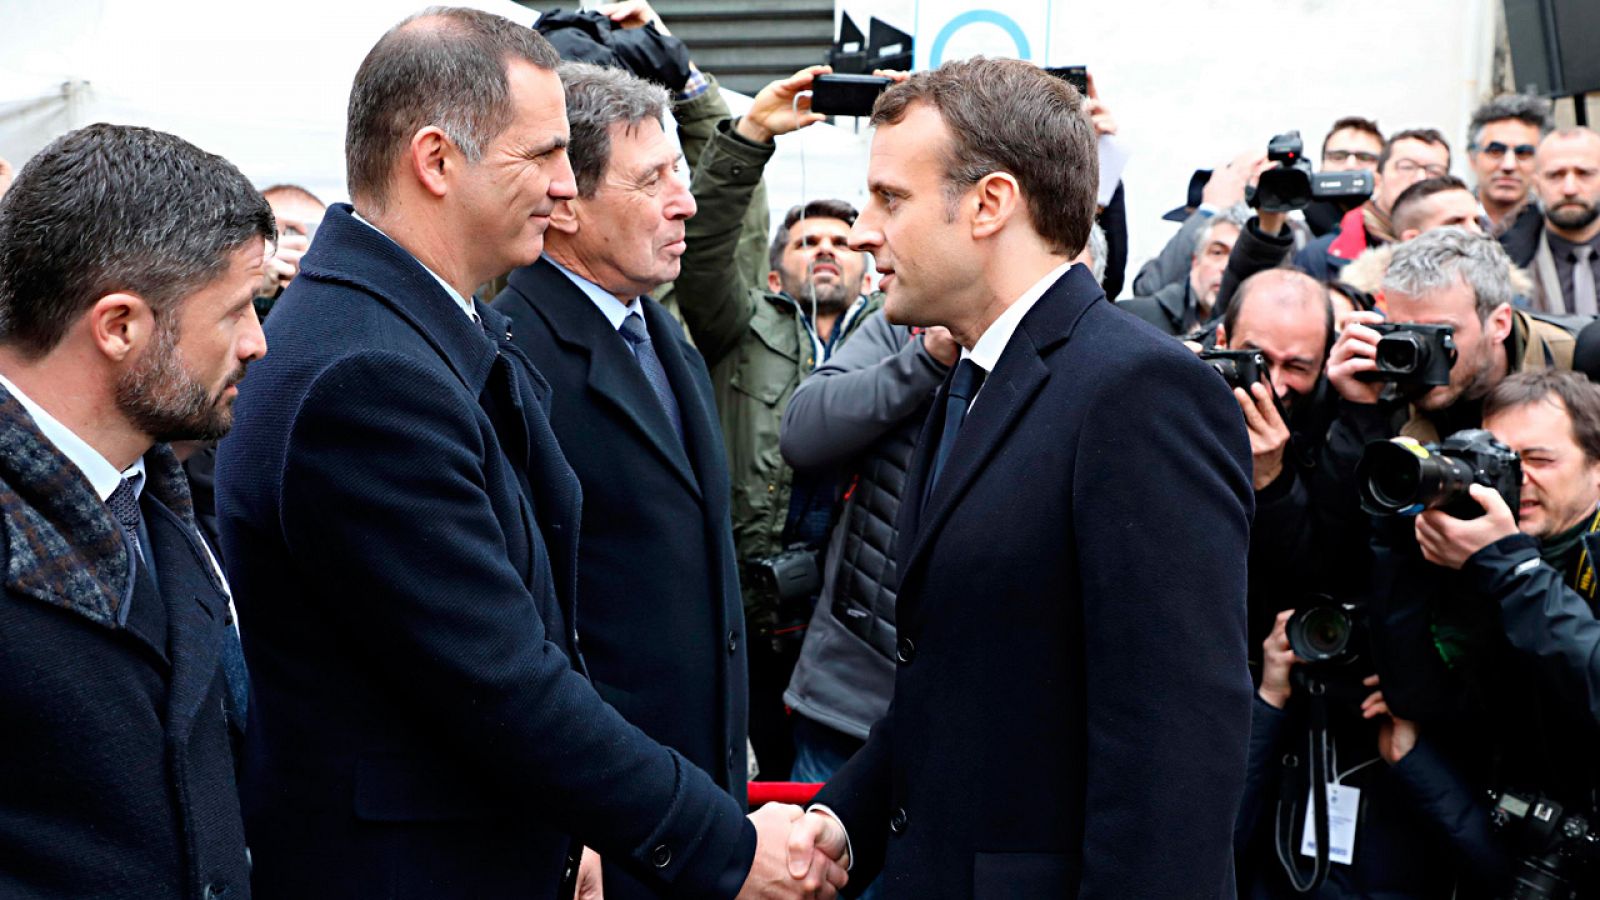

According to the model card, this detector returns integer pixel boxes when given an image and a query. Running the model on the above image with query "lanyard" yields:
[1571,507,1600,605]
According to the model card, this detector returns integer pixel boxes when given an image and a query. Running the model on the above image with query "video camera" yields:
[1354,323,1457,387]
[1251,131,1375,214]
[1199,348,1267,392]
[1356,429,1521,521]
[1489,790,1600,899]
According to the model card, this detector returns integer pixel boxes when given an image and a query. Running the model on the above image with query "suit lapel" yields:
[509,260,700,496]
[642,299,713,501]
[897,265,1102,588]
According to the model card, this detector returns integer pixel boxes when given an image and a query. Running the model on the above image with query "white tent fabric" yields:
[0,0,869,249]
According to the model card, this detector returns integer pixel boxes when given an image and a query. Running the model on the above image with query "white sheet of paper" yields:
[1097,135,1131,207]
[1300,783,1360,866]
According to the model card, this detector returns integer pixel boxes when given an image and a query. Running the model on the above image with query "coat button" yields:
[727,630,739,653]
[889,807,908,834]
[203,884,225,900]
[652,844,673,868]
[895,638,916,665]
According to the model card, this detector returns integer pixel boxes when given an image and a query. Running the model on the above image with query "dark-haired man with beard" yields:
[0,122,269,899]
[1522,128,1600,315]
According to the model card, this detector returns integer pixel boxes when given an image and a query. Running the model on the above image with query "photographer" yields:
[1234,611,1506,897]
[1207,269,1339,652]
[1317,228,1575,598]
[1416,370,1600,731]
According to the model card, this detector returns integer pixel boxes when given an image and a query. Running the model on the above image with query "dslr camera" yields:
[746,546,823,648]
[1354,323,1457,387]
[1286,601,1372,703]
[1356,429,1521,520]
[1199,349,1267,391]
[1252,131,1375,214]
[1489,790,1600,899]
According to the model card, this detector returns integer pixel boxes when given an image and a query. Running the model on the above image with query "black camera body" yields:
[1357,429,1522,520]
[1044,65,1090,97]
[1252,131,1375,213]
[1489,790,1600,899]
[1286,602,1373,705]
[1355,322,1458,387]
[1199,349,1268,392]
[746,546,822,647]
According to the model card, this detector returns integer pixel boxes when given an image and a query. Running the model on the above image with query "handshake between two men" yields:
[574,805,850,899]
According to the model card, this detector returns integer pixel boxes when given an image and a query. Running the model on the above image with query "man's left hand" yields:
[1234,381,1290,491]
[576,847,604,900]
[1414,484,1518,570]
[737,65,831,145]
[597,0,668,33]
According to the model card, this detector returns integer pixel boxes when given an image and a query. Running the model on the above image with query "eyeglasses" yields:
[1391,159,1450,178]
[1323,149,1379,164]
[1471,141,1537,161]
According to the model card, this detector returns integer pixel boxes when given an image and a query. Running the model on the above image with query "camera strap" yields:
[1570,507,1600,606]
[1275,685,1333,893]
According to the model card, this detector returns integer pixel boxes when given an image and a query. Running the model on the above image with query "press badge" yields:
[1300,784,1360,865]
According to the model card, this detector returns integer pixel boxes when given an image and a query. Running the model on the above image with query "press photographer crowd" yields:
[3,0,1600,898]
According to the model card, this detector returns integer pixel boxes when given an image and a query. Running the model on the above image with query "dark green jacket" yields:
[671,94,882,628]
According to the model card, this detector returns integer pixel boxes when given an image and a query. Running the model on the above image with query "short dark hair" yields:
[1390,175,1472,235]
[1224,268,1333,357]
[1378,128,1451,172]
[870,57,1097,256]
[1485,369,1600,463]
[767,200,859,272]
[346,6,560,211]
[1322,116,1384,156]
[0,123,274,358]
[260,183,326,209]
[558,61,670,199]
[1468,93,1554,148]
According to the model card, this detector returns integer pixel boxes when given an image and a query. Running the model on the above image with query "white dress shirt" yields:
[545,255,640,331]
[960,260,1074,408]
[0,372,143,501]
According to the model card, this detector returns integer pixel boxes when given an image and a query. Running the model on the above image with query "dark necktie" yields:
[925,359,986,504]
[105,475,144,569]
[618,312,685,446]
[1572,245,1597,317]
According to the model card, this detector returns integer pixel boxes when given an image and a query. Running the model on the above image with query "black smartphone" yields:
[1045,65,1089,97]
[810,73,893,117]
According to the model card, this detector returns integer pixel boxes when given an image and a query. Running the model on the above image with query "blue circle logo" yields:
[927,10,1031,68]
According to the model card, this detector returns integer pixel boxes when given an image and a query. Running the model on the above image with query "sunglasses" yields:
[1472,141,1537,160]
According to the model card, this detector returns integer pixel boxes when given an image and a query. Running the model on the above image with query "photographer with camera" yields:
[1294,128,1451,283]
[1200,270,1339,652]
[1317,228,1575,598]
[1234,608,1507,897]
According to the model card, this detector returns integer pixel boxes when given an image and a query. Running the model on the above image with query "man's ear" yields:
[1488,302,1515,343]
[969,171,1022,241]
[87,292,156,363]
[1215,323,1229,349]
[767,270,783,293]
[1400,227,1421,242]
[409,127,454,199]
[548,197,581,236]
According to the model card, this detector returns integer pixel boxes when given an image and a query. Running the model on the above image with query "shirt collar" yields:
[961,260,1074,373]
[545,255,639,331]
[0,372,146,502]
[350,210,477,321]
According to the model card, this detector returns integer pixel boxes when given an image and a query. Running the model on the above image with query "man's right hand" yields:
[1325,310,1386,405]
[1259,609,1298,709]
[1202,150,1268,210]
[259,228,311,298]
[736,65,831,145]
[786,810,850,897]
[740,803,846,899]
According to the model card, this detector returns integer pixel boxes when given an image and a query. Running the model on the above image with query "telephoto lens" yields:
[1357,438,1476,516]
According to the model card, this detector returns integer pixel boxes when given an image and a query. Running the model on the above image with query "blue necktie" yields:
[618,312,685,447]
[105,475,145,570]
[925,359,986,507]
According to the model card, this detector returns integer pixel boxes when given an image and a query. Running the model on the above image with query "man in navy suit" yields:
[0,123,270,899]
[491,61,760,900]
[787,58,1255,897]
[216,10,837,899]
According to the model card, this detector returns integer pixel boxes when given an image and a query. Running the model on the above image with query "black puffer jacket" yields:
[779,310,947,739]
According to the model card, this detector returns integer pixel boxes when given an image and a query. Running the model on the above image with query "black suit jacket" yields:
[216,205,754,900]
[0,409,248,900]
[493,258,749,899]
[814,264,1255,898]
